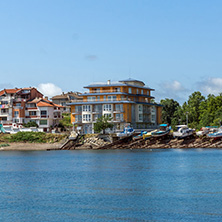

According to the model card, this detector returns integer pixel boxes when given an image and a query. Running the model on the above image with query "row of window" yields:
[91,87,149,95]
[78,113,124,122]
[76,104,124,112]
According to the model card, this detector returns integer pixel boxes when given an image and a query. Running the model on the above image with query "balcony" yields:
[26,115,40,119]
[112,118,125,122]
[26,107,38,110]
[113,110,124,113]
[40,115,49,118]
[85,89,122,94]
[54,115,61,119]
[74,119,82,123]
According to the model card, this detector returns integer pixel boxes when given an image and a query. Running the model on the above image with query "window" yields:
[30,111,36,116]
[141,89,143,94]
[115,104,123,111]
[108,96,117,101]
[121,96,125,101]
[137,89,139,94]
[116,113,123,121]
[128,88,132,93]
[83,114,91,121]
[75,106,82,112]
[93,114,102,121]
[97,96,100,101]
[14,111,19,117]
[103,104,112,111]
[151,115,155,122]
[16,103,21,107]
[94,88,100,93]
[41,110,47,115]
[115,87,120,92]
[93,105,102,112]
[104,113,111,118]
[147,91,149,95]
[87,96,96,101]
[138,105,142,112]
[103,96,106,101]
[83,105,91,112]
[40,120,48,125]
[75,115,82,122]
[139,114,143,121]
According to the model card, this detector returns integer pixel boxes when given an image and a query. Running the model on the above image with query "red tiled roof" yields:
[37,101,54,107]
[0,88,21,96]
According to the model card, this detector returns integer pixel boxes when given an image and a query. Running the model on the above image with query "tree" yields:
[23,121,38,128]
[160,98,180,124]
[59,113,73,131]
[94,116,114,134]
[186,91,205,128]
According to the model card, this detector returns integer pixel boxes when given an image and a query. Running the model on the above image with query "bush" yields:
[8,132,67,143]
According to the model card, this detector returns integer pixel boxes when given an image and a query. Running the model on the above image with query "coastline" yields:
[1,136,222,151]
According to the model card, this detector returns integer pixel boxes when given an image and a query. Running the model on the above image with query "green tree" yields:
[59,113,73,130]
[94,116,114,134]
[160,98,180,124]
[23,121,39,128]
[186,91,205,128]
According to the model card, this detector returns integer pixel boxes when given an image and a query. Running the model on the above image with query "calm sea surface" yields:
[1,149,222,221]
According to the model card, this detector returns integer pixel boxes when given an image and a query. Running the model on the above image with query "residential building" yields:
[69,79,162,134]
[51,91,83,113]
[0,87,43,124]
[0,87,64,132]
[26,98,64,132]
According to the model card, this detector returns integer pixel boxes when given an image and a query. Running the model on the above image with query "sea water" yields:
[1,149,222,221]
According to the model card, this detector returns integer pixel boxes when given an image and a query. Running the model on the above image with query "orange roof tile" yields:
[37,101,54,107]
[0,88,21,96]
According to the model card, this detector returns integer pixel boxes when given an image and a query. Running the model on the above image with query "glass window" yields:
[41,110,47,115]
[128,88,132,93]
[139,114,143,121]
[104,113,111,118]
[141,89,143,94]
[104,96,106,101]
[75,106,82,112]
[103,104,112,111]
[40,120,47,125]
[83,105,91,112]
[87,96,96,101]
[83,114,91,121]
[30,111,36,116]
[139,105,142,112]
[14,111,19,117]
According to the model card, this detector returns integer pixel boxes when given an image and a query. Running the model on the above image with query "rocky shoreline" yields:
[1,135,222,151]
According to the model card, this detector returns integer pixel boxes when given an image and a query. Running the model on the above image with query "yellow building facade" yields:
[69,79,162,134]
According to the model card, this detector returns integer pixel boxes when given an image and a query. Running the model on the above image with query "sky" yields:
[1,0,222,103]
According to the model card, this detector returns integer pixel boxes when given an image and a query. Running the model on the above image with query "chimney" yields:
[107,80,111,85]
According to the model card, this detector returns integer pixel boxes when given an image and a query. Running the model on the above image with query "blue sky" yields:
[1,0,222,103]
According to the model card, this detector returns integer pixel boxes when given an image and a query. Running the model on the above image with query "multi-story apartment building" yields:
[69,79,162,134]
[0,87,43,124]
[0,87,64,132]
[26,98,64,132]
[51,91,82,113]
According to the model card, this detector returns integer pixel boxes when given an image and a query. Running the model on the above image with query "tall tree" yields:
[160,98,180,124]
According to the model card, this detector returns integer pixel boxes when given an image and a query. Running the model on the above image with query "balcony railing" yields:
[54,116,61,119]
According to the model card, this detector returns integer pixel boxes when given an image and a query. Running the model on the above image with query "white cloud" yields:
[198,77,222,95]
[37,83,62,98]
[154,80,190,104]
[162,80,185,91]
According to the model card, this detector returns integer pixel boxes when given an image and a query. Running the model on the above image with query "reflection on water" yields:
[1,149,222,221]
